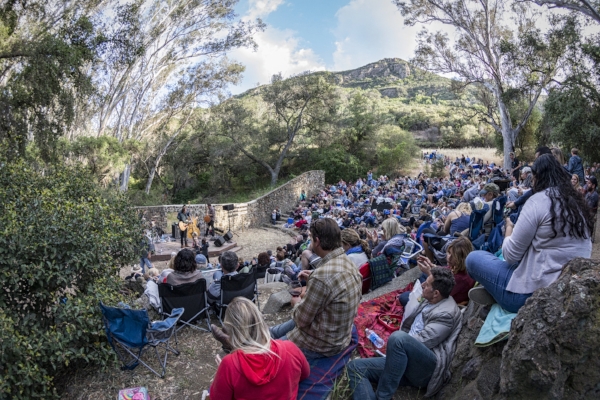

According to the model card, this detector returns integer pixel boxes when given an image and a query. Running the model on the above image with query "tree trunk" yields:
[120,164,131,192]
[145,136,177,194]
[498,97,514,171]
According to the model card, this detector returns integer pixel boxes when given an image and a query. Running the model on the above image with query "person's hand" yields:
[417,256,434,276]
[297,270,313,281]
[291,294,302,307]
[506,201,516,209]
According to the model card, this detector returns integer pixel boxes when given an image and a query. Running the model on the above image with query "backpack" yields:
[369,255,395,290]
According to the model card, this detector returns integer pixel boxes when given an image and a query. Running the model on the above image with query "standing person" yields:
[212,218,362,361]
[567,148,585,185]
[467,154,593,313]
[509,152,521,180]
[585,176,598,214]
[205,203,215,237]
[139,235,154,274]
[177,205,190,248]
[209,298,310,400]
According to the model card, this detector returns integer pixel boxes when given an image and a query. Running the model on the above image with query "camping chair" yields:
[99,302,183,378]
[254,263,269,284]
[491,195,507,227]
[158,279,211,333]
[215,269,258,326]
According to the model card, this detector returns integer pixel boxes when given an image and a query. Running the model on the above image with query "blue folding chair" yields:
[100,302,183,378]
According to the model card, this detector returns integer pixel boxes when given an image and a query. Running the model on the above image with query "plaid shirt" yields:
[288,247,362,356]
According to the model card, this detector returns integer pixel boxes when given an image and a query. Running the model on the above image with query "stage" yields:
[149,236,242,262]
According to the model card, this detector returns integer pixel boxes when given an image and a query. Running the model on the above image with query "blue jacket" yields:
[567,155,584,183]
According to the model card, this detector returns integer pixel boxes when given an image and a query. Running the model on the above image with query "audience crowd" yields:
[125,145,598,400]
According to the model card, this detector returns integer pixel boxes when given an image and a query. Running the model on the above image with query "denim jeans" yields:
[140,257,152,273]
[347,331,436,400]
[466,250,532,313]
[270,319,325,361]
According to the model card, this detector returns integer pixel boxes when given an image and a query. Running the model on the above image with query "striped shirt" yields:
[288,247,362,356]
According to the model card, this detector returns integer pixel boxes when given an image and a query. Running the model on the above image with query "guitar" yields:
[179,221,189,231]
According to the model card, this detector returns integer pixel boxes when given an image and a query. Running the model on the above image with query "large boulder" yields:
[439,258,600,400]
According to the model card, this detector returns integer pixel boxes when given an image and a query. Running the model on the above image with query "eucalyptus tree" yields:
[216,72,338,187]
[90,0,262,190]
[526,0,600,23]
[394,0,580,169]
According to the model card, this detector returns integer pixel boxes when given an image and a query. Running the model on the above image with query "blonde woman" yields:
[442,202,472,235]
[341,228,371,267]
[372,218,407,256]
[209,298,309,400]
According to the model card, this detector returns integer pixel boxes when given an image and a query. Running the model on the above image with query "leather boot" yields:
[211,324,232,352]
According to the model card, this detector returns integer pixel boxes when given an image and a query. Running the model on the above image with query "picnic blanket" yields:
[297,325,358,400]
[354,283,413,358]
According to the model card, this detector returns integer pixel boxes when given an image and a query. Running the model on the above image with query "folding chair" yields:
[99,302,183,378]
[255,263,269,284]
[214,269,258,326]
[158,278,211,333]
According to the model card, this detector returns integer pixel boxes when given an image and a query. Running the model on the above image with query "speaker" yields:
[223,231,233,241]
[223,204,235,211]
[213,236,226,247]
[171,223,180,239]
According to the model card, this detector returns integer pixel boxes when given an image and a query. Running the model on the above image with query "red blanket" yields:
[354,283,413,358]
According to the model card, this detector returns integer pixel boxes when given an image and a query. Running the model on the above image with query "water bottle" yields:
[365,328,384,348]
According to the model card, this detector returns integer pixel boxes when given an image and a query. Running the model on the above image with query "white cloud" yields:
[229,0,325,94]
[332,0,420,71]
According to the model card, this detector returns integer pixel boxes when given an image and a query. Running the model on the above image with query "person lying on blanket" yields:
[347,267,462,399]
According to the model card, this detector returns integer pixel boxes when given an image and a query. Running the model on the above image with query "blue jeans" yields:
[269,319,325,361]
[140,257,152,273]
[347,331,437,400]
[466,250,532,313]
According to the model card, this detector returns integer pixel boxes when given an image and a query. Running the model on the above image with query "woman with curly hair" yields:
[209,297,309,400]
[467,154,593,313]
[164,248,203,286]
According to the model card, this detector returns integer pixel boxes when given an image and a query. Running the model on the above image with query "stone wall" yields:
[135,170,325,234]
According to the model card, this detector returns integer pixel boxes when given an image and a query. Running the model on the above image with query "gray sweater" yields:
[400,296,462,397]
[503,190,592,294]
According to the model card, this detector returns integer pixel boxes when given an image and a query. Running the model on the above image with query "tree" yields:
[525,0,600,23]
[0,0,105,160]
[217,72,338,186]
[394,0,579,169]
[86,0,262,191]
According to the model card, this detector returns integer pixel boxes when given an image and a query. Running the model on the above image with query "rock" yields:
[262,289,292,314]
[440,258,600,400]
[499,258,600,399]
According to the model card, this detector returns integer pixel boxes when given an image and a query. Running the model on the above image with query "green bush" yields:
[0,158,142,398]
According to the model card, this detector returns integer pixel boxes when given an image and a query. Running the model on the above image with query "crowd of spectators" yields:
[125,145,598,400]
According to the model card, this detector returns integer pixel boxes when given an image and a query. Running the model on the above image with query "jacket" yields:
[209,340,310,400]
[567,154,584,183]
[400,296,462,397]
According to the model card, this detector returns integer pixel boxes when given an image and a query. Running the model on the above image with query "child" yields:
[192,232,200,249]
[144,267,160,283]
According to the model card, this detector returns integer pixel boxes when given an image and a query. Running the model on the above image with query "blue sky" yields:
[228,0,422,94]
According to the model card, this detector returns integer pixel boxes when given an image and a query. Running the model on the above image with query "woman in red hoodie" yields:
[209,297,310,400]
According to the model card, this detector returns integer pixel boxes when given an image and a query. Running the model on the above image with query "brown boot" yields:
[211,324,232,352]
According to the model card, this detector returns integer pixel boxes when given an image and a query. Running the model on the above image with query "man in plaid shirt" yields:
[270,218,363,359]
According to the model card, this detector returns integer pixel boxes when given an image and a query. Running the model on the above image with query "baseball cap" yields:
[587,176,598,186]
[195,254,207,265]
[479,183,500,196]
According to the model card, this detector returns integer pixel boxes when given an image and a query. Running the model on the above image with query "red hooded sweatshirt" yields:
[210,340,310,400]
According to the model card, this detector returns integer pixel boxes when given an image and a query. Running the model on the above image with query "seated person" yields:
[164,249,203,286]
[207,251,238,304]
[467,155,593,313]
[195,253,208,270]
[400,236,475,306]
[442,202,471,235]
[371,218,407,256]
[209,298,310,400]
[347,268,462,399]
[341,228,371,267]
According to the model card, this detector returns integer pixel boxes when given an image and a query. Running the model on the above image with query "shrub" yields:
[0,158,142,398]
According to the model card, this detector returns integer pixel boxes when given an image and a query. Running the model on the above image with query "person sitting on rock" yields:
[207,251,238,305]
[466,154,593,313]
[347,267,462,399]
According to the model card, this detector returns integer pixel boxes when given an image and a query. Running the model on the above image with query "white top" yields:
[347,252,369,268]
[503,190,592,294]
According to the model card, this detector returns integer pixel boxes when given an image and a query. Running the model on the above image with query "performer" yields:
[177,205,190,248]
[205,203,215,237]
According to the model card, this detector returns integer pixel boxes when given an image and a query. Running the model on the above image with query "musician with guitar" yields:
[205,203,215,237]
[177,205,191,248]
